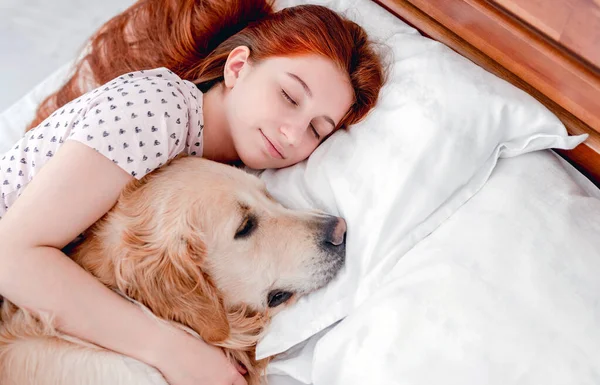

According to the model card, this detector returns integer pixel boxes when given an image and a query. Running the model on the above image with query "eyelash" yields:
[280,89,321,140]
[281,89,298,106]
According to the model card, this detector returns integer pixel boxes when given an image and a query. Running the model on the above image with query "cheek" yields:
[287,141,319,165]
[229,86,272,127]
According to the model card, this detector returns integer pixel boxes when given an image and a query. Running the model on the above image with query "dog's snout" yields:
[304,213,347,291]
[324,216,347,246]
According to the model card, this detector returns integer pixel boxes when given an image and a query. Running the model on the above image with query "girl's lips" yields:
[260,129,284,159]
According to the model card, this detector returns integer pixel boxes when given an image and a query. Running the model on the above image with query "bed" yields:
[1,1,599,385]
[374,0,600,187]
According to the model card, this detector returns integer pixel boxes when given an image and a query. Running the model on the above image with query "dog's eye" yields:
[267,290,293,308]
[235,215,256,239]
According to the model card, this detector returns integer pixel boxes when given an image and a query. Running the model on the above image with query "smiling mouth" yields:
[259,129,284,159]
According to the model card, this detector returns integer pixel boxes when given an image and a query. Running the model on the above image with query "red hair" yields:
[26,0,384,132]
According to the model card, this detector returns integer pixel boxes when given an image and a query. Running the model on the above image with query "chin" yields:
[238,152,270,170]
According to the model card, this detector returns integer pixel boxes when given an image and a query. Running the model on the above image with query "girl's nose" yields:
[279,122,305,146]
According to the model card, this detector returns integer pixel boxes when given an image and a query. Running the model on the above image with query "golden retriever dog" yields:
[0,156,346,385]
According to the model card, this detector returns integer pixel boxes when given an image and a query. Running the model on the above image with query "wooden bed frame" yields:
[373,0,600,186]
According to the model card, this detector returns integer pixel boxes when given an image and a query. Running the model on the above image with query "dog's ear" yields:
[110,180,230,343]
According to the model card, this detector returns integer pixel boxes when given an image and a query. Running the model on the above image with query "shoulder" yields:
[92,67,196,103]
[65,67,201,179]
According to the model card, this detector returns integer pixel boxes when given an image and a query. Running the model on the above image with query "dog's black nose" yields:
[324,216,347,246]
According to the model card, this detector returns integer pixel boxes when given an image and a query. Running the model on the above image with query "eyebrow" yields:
[238,202,251,213]
[286,72,337,129]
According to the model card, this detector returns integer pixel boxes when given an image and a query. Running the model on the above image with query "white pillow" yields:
[305,150,600,385]
[255,0,587,358]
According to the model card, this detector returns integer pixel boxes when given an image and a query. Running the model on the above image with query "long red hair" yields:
[26,0,384,132]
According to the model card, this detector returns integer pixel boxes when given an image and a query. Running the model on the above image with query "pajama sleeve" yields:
[67,68,189,179]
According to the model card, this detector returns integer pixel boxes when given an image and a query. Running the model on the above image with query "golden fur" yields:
[0,156,346,385]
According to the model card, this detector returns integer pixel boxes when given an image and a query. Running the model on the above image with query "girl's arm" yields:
[0,141,246,385]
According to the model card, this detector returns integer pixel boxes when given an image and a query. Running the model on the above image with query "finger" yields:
[233,361,248,375]
[232,373,248,385]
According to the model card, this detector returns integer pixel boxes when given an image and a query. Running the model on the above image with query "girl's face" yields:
[223,48,354,170]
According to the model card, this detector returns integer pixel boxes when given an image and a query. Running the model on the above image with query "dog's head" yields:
[72,156,346,376]
[196,161,346,315]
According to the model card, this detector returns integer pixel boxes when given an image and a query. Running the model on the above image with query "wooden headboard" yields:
[373,0,600,186]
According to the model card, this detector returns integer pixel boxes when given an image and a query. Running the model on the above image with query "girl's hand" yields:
[148,325,247,385]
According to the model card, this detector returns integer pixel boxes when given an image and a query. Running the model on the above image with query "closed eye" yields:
[281,89,298,106]
[281,89,320,139]
[310,123,320,140]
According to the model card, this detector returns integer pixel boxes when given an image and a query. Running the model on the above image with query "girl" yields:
[0,1,384,384]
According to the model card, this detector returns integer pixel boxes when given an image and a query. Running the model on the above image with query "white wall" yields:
[0,0,134,112]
